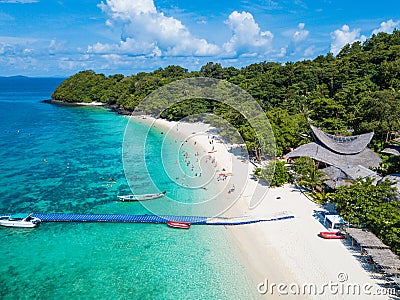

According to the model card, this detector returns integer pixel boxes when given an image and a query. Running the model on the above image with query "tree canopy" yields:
[331,178,400,255]
[52,30,400,155]
[254,160,290,187]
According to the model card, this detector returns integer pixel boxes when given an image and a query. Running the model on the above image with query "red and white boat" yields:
[167,221,191,229]
[319,231,345,239]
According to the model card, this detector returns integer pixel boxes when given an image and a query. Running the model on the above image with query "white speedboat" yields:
[118,190,166,202]
[0,213,41,228]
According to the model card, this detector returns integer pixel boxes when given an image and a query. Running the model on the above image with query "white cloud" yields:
[48,39,64,55]
[0,0,38,3]
[89,38,157,57]
[23,48,33,54]
[372,19,400,35]
[0,36,39,55]
[0,12,14,21]
[330,19,399,57]
[284,23,309,56]
[100,54,131,68]
[98,0,156,21]
[0,43,10,55]
[293,23,309,43]
[277,47,286,57]
[223,11,273,57]
[90,0,219,57]
[303,45,316,57]
[58,57,88,71]
[330,24,366,55]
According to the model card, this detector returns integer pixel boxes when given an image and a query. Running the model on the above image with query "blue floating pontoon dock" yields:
[31,213,294,225]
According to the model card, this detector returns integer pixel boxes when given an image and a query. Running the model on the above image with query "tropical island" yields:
[51,30,399,263]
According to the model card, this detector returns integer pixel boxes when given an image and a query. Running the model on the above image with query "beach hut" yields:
[382,145,400,156]
[345,228,390,249]
[380,174,400,200]
[366,248,400,270]
[285,125,381,188]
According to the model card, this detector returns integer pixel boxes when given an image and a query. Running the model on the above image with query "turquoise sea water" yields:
[0,77,260,299]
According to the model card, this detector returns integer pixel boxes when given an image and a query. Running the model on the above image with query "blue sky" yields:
[0,0,399,77]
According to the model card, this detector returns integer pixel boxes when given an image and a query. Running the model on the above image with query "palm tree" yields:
[295,157,327,193]
[311,189,332,204]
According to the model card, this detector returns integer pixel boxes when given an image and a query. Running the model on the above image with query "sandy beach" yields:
[132,115,393,299]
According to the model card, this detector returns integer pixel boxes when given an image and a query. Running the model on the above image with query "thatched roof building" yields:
[285,125,381,188]
[345,228,400,275]
[286,142,381,170]
[381,174,400,200]
[309,125,374,155]
[365,248,400,270]
[382,145,400,156]
[345,228,389,249]
[320,165,381,189]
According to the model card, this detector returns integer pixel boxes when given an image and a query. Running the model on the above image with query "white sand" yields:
[76,101,105,106]
[131,116,391,300]
[228,185,391,299]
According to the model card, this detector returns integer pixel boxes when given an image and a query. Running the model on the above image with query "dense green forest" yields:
[53,30,400,155]
[52,30,400,254]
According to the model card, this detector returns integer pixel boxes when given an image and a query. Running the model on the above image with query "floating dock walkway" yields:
[31,213,294,225]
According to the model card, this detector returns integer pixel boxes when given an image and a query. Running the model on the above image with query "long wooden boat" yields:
[319,231,345,239]
[167,221,191,229]
[118,190,166,202]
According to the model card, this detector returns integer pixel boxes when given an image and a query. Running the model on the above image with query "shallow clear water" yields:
[0,77,260,299]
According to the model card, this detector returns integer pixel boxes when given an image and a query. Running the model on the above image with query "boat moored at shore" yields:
[319,231,345,239]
